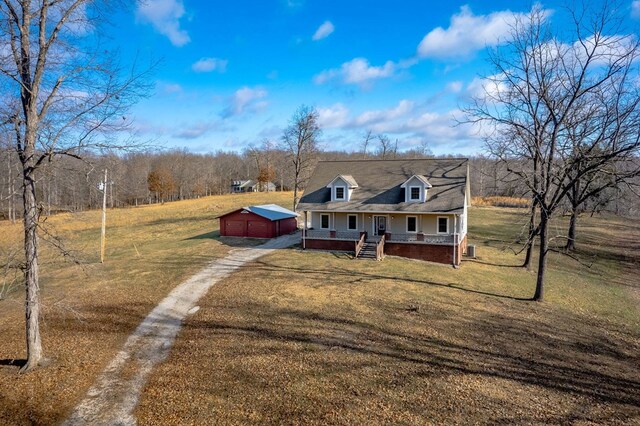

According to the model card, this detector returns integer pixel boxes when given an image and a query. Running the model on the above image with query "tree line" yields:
[1,136,638,221]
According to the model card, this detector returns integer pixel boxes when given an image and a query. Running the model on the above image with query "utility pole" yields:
[100,168,107,263]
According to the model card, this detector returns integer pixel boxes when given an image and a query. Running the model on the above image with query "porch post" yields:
[453,214,458,267]
[303,211,307,250]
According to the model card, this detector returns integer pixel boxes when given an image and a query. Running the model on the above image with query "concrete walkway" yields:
[64,232,300,426]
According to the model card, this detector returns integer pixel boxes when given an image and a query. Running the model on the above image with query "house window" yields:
[347,214,357,230]
[407,216,417,233]
[320,214,330,229]
[410,186,421,201]
[437,217,449,234]
[335,186,346,200]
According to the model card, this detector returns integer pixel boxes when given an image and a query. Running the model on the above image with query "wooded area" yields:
[1,143,637,220]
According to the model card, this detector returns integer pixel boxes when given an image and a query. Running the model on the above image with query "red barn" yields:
[217,204,298,238]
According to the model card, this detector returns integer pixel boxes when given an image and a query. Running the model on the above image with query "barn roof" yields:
[217,204,298,221]
[297,158,469,214]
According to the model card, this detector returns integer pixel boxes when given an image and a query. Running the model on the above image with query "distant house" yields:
[296,158,470,265]
[231,180,277,193]
[217,204,298,238]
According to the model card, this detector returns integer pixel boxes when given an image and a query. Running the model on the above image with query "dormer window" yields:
[409,187,421,201]
[401,175,432,203]
[326,175,358,202]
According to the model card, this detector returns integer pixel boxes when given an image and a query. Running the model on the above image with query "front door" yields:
[374,216,387,236]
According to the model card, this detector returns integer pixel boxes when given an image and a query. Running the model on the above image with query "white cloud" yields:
[417,5,546,59]
[313,6,547,88]
[136,0,190,47]
[312,20,335,41]
[633,1,640,19]
[317,103,350,128]
[315,99,484,153]
[464,74,510,103]
[573,34,638,65]
[157,81,183,94]
[221,86,268,118]
[354,100,414,127]
[174,122,217,139]
[446,81,463,93]
[192,57,228,73]
[314,57,397,86]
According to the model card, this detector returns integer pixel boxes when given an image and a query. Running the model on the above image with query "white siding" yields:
[308,212,459,234]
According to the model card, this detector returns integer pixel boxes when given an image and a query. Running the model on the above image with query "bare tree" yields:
[360,130,373,159]
[418,139,433,157]
[0,0,150,370]
[376,134,393,159]
[281,105,321,210]
[465,3,640,301]
[563,130,640,250]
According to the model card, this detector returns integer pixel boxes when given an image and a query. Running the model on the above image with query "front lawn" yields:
[136,208,640,424]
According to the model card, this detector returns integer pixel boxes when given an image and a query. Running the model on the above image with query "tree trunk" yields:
[522,201,537,270]
[523,238,535,270]
[21,170,43,372]
[565,177,580,251]
[533,210,548,302]
[292,165,300,211]
[565,204,578,251]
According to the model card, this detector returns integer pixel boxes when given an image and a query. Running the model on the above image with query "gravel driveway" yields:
[63,232,300,426]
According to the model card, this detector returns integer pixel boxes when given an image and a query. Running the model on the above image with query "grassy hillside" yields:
[0,193,638,424]
[0,192,295,425]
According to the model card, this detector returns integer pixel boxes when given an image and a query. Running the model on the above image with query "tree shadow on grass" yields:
[0,359,26,368]
[184,231,268,248]
[186,230,220,240]
[251,258,532,301]
[143,216,213,228]
[463,258,524,268]
[185,300,640,411]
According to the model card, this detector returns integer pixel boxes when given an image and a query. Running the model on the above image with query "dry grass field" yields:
[471,196,531,208]
[135,208,640,425]
[0,192,294,425]
[1,194,639,425]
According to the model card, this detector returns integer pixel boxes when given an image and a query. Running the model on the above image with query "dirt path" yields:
[63,233,300,426]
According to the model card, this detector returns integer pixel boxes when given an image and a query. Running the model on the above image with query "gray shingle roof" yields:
[297,158,469,214]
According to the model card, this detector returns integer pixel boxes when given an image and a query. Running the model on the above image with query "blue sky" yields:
[109,0,640,155]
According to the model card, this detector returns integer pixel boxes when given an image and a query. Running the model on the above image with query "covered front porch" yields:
[304,229,456,245]
[300,211,467,265]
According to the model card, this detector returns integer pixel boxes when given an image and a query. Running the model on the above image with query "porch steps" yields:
[357,241,378,260]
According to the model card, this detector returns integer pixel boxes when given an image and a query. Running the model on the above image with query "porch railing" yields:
[306,230,461,245]
[355,232,366,257]
[306,230,361,240]
[387,233,456,245]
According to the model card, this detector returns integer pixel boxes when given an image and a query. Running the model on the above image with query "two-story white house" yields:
[296,158,470,265]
